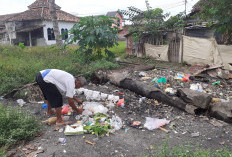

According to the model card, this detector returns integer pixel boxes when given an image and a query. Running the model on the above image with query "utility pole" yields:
[184,0,187,16]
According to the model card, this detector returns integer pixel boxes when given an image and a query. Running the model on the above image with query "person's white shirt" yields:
[40,69,75,98]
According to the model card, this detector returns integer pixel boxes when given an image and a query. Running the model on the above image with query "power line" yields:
[155,1,184,9]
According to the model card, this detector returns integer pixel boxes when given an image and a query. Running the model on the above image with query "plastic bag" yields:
[100,93,108,101]
[62,105,72,114]
[144,117,170,130]
[92,91,101,100]
[116,98,125,106]
[84,90,93,100]
[139,71,147,77]
[110,115,123,130]
[190,83,203,92]
[76,88,85,95]
[17,99,26,107]
[82,102,108,116]
[156,77,167,84]
[164,88,176,96]
[107,95,120,104]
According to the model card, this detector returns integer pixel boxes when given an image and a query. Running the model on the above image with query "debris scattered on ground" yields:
[85,140,96,146]
[42,104,47,109]
[191,132,200,137]
[144,117,170,131]
[83,113,113,136]
[58,138,66,144]
[17,99,26,107]
[82,102,108,116]
[27,149,44,157]
[64,125,84,135]
[41,117,57,125]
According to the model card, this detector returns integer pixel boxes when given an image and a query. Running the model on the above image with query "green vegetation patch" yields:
[0,103,42,147]
[0,42,124,96]
[141,140,232,157]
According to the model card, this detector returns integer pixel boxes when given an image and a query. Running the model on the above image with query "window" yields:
[47,28,55,40]
[61,28,68,40]
[117,19,120,27]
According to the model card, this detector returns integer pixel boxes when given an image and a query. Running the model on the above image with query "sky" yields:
[0,0,199,18]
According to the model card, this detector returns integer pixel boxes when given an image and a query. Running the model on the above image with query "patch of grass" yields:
[0,103,42,147]
[0,42,124,96]
[0,146,7,157]
[109,41,126,57]
[141,140,232,157]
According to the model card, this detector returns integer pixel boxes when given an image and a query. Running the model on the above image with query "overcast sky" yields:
[0,0,199,17]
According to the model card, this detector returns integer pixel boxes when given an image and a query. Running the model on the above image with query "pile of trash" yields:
[136,65,232,102]
[76,88,120,103]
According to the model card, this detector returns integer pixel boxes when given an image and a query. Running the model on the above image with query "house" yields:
[184,0,224,44]
[106,11,124,30]
[0,0,79,46]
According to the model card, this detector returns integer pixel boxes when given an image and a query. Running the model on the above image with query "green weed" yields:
[140,139,232,157]
[0,103,42,147]
[0,42,124,96]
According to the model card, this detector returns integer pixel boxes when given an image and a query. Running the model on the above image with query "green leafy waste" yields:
[83,113,113,136]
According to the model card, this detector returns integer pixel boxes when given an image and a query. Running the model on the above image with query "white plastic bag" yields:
[100,93,108,101]
[110,115,123,130]
[82,102,108,116]
[84,90,93,100]
[17,99,26,107]
[91,91,101,100]
[108,95,120,104]
[76,88,85,95]
[190,83,203,92]
[144,117,170,130]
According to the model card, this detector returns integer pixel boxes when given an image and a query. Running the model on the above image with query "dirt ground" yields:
[2,61,232,157]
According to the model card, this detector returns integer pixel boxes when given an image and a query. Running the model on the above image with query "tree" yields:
[66,16,119,60]
[165,12,186,31]
[49,0,63,46]
[119,0,169,45]
[197,0,232,44]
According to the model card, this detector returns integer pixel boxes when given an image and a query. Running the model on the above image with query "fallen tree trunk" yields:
[177,88,212,109]
[107,71,200,114]
[209,102,232,123]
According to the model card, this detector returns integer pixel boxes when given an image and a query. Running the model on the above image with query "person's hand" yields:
[77,108,83,114]
[77,99,83,104]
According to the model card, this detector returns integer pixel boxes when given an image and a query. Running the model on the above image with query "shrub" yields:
[18,42,25,49]
[66,16,119,60]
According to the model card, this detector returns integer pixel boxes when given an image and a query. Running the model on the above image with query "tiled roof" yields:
[6,8,79,22]
[3,0,79,23]
[28,0,61,10]
[106,11,118,17]
[0,13,19,26]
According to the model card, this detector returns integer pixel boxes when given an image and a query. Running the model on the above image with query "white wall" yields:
[43,20,76,45]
